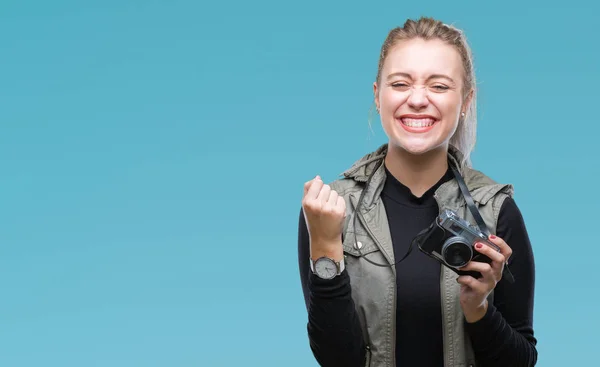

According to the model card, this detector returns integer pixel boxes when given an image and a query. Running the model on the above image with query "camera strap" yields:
[450,165,490,236]
[451,164,516,284]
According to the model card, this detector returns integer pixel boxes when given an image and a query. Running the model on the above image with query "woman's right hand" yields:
[302,175,346,261]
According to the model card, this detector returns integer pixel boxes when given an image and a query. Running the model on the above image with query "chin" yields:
[398,144,435,156]
[389,136,443,156]
[385,120,453,157]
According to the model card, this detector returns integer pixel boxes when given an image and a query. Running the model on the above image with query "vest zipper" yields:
[434,193,450,367]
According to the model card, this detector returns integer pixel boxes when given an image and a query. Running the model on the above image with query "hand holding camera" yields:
[415,209,513,323]
[455,234,512,322]
[416,209,507,276]
[302,176,346,262]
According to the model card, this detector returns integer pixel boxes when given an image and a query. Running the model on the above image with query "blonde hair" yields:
[374,17,477,167]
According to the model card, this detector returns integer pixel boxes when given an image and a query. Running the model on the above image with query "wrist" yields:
[464,300,488,323]
[310,239,343,262]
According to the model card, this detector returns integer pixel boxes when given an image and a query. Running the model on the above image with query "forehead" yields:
[382,38,464,80]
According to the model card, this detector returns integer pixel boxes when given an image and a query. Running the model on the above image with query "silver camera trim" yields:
[441,237,473,268]
[436,209,501,265]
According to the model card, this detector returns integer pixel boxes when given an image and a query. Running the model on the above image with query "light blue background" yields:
[1,0,597,366]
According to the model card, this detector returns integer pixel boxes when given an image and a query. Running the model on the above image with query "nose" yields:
[407,87,429,110]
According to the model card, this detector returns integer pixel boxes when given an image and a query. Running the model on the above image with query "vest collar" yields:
[340,143,512,210]
[340,143,466,182]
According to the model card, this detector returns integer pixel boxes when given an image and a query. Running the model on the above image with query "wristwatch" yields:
[310,256,345,280]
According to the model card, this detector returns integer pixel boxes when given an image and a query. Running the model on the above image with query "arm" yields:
[298,208,366,367]
[465,197,538,366]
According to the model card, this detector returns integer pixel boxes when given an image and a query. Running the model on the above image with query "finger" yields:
[474,242,505,265]
[459,260,493,275]
[336,195,346,215]
[488,235,513,262]
[327,190,339,208]
[456,275,486,293]
[303,177,317,196]
[305,176,324,200]
[459,261,497,283]
[316,184,331,204]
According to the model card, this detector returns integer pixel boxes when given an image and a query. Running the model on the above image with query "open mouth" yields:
[398,117,438,132]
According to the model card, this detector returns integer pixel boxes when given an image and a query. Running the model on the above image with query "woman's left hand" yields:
[457,234,513,323]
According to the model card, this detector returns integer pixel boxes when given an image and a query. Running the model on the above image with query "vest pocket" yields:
[342,232,388,273]
[342,229,381,257]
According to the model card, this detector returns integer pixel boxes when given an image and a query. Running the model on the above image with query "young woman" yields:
[297,17,537,367]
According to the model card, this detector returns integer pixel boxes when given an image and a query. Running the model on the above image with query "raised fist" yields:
[302,176,346,260]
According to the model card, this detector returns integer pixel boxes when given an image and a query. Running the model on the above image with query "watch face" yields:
[315,258,337,279]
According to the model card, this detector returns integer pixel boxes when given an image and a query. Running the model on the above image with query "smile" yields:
[402,118,435,127]
[398,116,438,133]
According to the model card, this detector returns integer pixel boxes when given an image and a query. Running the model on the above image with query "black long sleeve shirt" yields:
[298,166,538,367]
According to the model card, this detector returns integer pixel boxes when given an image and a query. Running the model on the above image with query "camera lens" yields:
[442,237,472,268]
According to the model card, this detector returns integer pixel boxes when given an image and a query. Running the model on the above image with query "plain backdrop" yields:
[1,0,598,366]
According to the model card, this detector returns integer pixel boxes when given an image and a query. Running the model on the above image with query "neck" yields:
[384,143,449,198]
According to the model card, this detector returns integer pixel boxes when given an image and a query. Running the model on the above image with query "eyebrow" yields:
[387,72,455,84]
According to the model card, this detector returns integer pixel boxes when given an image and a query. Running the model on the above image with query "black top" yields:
[297,165,537,367]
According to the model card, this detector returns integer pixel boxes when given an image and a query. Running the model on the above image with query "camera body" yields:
[416,209,500,278]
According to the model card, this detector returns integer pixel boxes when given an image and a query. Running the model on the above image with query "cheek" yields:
[431,97,461,120]
[380,90,408,110]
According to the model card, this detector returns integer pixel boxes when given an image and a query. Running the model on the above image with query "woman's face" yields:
[374,38,472,155]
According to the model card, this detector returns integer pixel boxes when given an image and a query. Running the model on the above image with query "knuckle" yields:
[321,204,334,213]
[304,201,319,212]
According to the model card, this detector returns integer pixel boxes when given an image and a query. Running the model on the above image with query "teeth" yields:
[402,118,435,128]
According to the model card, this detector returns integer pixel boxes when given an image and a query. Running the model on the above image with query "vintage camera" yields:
[416,209,501,278]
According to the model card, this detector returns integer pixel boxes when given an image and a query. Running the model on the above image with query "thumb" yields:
[304,175,321,196]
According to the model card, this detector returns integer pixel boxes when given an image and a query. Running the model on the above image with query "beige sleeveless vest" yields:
[328,144,514,367]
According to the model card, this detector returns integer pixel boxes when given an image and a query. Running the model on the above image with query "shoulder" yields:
[325,145,387,196]
[327,144,388,195]
[497,196,527,231]
[461,166,514,205]
[328,177,362,197]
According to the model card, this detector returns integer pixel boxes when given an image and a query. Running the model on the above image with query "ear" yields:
[373,82,380,112]
[462,88,474,115]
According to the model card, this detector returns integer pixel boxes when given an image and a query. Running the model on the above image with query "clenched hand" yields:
[302,175,346,261]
